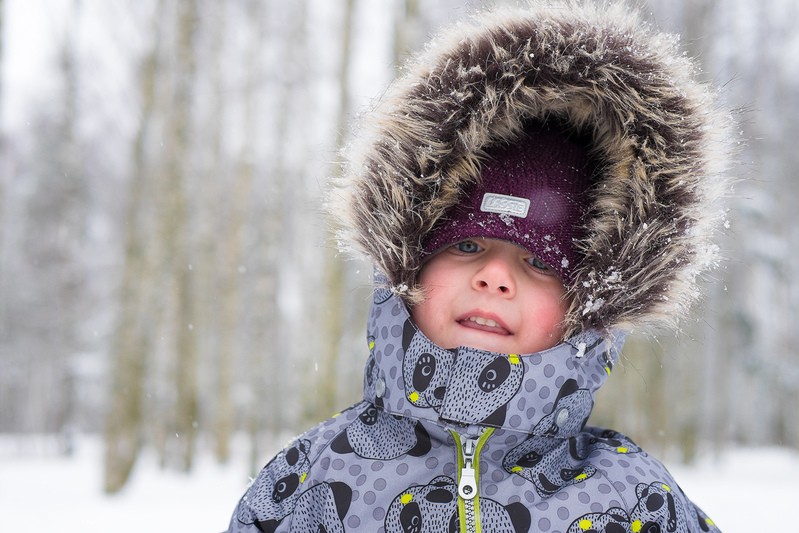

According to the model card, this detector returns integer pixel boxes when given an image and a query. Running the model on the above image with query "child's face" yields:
[412,238,568,354]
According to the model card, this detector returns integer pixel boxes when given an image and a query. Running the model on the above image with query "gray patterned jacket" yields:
[225,292,720,533]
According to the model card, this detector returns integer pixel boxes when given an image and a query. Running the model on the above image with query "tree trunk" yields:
[392,0,420,70]
[205,0,235,466]
[103,13,162,493]
[222,0,265,467]
[167,0,200,472]
[307,0,356,425]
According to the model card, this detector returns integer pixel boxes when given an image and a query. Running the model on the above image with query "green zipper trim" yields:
[452,428,495,533]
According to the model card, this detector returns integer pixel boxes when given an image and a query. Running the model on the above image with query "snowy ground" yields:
[0,434,795,532]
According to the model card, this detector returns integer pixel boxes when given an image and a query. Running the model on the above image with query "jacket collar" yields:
[363,289,625,438]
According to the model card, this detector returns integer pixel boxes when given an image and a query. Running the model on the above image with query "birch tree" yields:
[103,3,163,493]
[306,0,357,424]
[233,0,270,469]
[162,0,200,472]
[392,0,420,70]
[203,0,235,465]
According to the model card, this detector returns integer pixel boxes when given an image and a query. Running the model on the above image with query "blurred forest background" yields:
[1,0,797,494]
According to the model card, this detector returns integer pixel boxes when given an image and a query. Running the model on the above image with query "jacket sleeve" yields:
[225,494,268,533]
[223,402,365,533]
[682,493,721,533]
[584,427,720,532]
[626,477,721,532]
[223,437,314,533]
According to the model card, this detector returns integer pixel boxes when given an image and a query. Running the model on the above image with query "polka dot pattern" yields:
[228,295,719,533]
[365,294,624,437]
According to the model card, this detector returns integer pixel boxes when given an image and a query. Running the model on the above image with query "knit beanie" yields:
[421,125,596,283]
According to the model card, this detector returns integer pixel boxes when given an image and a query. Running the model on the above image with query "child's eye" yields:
[453,240,482,254]
[526,256,553,272]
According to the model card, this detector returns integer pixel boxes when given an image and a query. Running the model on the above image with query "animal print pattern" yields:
[384,476,457,533]
[330,403,431,460]
[227,294,721,532]
[287,481,352,533]
[236,439,312,528]
[568,481,712,533]
[437,347,525,426]
[401,319,456,412]
[383,476,532,533]
[567,508,630,533]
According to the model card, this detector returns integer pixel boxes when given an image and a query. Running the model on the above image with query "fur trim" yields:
[334,1,732,337]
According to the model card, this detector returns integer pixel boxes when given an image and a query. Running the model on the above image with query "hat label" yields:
[480,193,530,218]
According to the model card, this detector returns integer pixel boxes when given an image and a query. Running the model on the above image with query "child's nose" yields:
[472,256,516,297]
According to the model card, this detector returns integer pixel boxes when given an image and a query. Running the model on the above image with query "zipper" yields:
[452,428,494,533]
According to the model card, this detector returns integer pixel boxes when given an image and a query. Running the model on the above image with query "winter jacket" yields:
[227,1,731,531]
[226,291,720,532]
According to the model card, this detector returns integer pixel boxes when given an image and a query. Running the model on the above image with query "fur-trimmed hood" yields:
[336,1,731,338]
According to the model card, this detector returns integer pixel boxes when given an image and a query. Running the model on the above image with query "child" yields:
[226,2,729,532]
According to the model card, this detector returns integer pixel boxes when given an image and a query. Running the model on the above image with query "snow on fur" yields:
[334,1,732,338]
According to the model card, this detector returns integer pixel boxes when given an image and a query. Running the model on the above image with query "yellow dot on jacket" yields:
[300,472,307,483]
[409,392,419,402]
[400,493,413,505]
[578,518,593,530]
[369,340,375,351]
[575,472,588,482]
[616,446,629,453]
[509,354,520,365]
[511,466,523,473]
[661,483,672,492]
[631,520,643,533]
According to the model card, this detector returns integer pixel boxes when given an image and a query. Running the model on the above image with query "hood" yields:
[363,289,625,437]
[335,1,731,337]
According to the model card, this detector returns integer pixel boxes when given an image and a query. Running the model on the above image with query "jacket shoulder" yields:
[225,402,367,533]
[583,427,721,533]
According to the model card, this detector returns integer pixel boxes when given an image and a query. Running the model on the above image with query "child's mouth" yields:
[457,315,512,336]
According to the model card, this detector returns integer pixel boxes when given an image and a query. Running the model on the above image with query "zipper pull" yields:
[458,435,478,500]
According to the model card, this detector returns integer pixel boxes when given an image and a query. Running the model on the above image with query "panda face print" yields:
[385,479,531,533]
[587,429,642,456]
[384,476,458,533]
[631,482,688,533]
[237,439,312,527]
[479,498,532,533]
[330,404,431,460]
[567,508,631,533]
[478,357,512,392]
[503,435,598,497]
[533,378,593,437]
[502,379,601,495]
[439,349,524,426]
[413,353,437,392]
[272,473,300,503]
[402,320,455,411]
[288,481,352,533]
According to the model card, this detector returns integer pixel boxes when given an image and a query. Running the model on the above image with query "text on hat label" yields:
[480,193,530,218]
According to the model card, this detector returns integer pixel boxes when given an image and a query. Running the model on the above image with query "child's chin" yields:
[456,333,516,354]
[457,333,558,355]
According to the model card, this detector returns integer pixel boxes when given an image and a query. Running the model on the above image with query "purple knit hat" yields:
[421,126,596,283]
